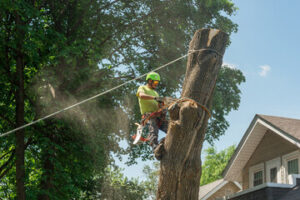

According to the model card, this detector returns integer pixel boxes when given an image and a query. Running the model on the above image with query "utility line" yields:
[0,48,221,138]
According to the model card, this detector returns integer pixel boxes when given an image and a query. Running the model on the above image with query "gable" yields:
[207,182,241,200]
[199,179,241,200]
[223,115,300,183]
[247,130,298,167]
[242,130,298,189]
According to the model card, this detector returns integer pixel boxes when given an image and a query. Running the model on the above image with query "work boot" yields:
[154,138,165,160]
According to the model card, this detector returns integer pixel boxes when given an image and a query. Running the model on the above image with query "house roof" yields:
[258,114,300,140]
[223,114,300,182]
[199,179,225,200]
[199,179,242,200]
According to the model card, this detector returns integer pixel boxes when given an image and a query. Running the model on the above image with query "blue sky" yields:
[216,0,300,151]
[117,0,300,179]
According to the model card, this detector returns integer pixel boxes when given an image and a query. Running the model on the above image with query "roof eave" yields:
[222,114,260,178]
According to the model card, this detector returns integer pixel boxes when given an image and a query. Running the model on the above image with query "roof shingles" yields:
[199,179,224,199]
[258,114,300,141]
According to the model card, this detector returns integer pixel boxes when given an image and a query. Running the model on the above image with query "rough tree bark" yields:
[156,29,228,200]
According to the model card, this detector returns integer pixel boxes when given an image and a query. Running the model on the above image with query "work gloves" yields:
[154,96,165,103]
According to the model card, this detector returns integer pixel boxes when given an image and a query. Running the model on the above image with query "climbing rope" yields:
[0,48,221,138]
[141,97,211,126]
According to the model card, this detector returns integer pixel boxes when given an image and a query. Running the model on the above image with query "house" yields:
[223,114,300,200]
[198,179,242,200]
[199,114,300,200]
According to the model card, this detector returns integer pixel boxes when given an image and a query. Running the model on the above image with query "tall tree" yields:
[156,29,228,199]
[15,11,26,200]
[0,1,48,198]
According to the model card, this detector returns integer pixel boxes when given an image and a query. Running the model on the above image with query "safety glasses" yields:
[153,80,159,85]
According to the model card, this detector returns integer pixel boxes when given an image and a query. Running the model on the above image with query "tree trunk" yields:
[156,29,228,200]
[15,13,26,200]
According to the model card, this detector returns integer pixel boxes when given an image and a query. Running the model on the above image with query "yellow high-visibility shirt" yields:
[136,85,159,115]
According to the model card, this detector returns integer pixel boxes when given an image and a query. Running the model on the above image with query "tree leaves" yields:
[206,66,246,144]
[200,145,236,186]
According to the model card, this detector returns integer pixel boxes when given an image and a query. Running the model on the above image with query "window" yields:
[266,157,281,183]
[283,150,300,183]
[266,157,283,183]
[249,163,264,188]
[270,167,277,183]
[288,159,299,175]
[253,171,263,186]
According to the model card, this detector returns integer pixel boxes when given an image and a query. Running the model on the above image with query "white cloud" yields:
[259,65,271,77]
[222,62,237,69]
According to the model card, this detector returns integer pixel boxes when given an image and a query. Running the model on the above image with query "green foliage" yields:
[200,145,236,186]
[142,162,160,199]
[98,167,149,200]
[206,66,246,144]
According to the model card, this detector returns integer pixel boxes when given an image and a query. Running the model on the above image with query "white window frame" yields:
[282,150,300,184]
[266,157,281,183]
[249,162,264,188]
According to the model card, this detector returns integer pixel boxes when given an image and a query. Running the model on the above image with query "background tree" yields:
[143,162,160,199]
[98,166,149,200]
[206,66,245,144]
[200,145,236,186]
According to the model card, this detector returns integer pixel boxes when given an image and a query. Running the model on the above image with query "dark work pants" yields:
[147,117,168,150]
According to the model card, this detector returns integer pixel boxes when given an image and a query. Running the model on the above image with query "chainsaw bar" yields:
[133,123,143,144]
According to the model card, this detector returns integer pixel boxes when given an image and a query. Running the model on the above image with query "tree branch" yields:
[0,159,14,180]
[0,149,14,160]
[0,150,15,179]
[98,0,120,12]
[0,138,33,180]
[108,32,144,59]
[97,4,164,49]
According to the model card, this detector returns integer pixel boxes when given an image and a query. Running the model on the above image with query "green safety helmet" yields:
[146,72,160,81]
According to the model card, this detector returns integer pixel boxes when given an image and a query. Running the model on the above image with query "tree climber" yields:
[136,72,168,160]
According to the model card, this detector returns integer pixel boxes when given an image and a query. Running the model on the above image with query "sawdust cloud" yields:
[31,69,136,152]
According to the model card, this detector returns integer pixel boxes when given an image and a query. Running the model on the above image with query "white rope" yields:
[0,49,222,138]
